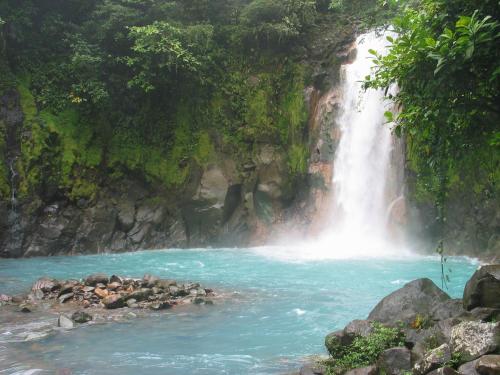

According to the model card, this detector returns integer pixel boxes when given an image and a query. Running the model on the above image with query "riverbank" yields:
[299,264,500,375]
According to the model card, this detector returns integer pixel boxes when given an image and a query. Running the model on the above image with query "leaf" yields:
[386,36,394,43]
[368,49,378,56]
[384,111,394,122]
[465,44,474,59]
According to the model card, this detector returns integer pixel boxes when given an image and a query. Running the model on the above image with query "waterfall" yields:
[324,30,404,256]
[256,30,410,261]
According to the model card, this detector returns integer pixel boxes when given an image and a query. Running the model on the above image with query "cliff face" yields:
[0,16,358,257]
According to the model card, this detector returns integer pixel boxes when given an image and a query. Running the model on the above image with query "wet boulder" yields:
[368,279,450,324]
[463,265,500,311]
[325,320,373,356]
[58,292,74,304]
[128,288,153,302]
[450,321,500,361]
[102,294,125,309]
[58,314,74,329]
[85,274,109,286]
[71,311,92,324]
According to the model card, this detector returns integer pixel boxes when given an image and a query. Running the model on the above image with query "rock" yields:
[102,294,125,309]
[344,365,378,375]
[58,281,78,296]
[0,294,11,303]
[368,278,450,324]
[128,288,153,302]
[462,308,500,323]
[431,299,466,321]
[85,274,109,286]
[426,368,459,375]
[413,343,451,375]
[325,320,374,357]
[116,202,135,232]
[126,299,138,308]
[155,279,177,289]
[107,282,121,291]
[58,314,74,329]
[30,289,44,300]
[299,363,326,375]
[32,278,59,293]
[58,292,74,304]
[109,275,123,284]
[476,355,500,375]
[169,286,189,297]
[71,311,92,323]
[193,297,206,304]
[19,303,33,313]
[82,286,95,293]
[377,347,411,375]
[458,359,480,375]
[345,320,374,337]
[450,321,500,361]
[95,283,107,289]
[325,330,351,357]
[150,301,173,310]
[143,274,159,287]
[94,288,109,299]
[463,265,500,311]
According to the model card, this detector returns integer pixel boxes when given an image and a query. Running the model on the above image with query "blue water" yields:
[0,248,477,374]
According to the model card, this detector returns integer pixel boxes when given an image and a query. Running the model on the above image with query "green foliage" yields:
[324,324,405,374]
[366,0,500,247]
[126,21,214,92]
[239,0,317,48]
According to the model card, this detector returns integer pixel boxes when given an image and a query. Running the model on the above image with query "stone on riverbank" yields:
[476,355,500,375]
[58,314,74,329]
[368,278,450,324]
[463,265,500,311]
[314,267,500,375]
[450,321,500,361]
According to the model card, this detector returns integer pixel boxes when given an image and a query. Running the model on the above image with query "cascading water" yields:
[323,30,405,257]
[265,30,409,261]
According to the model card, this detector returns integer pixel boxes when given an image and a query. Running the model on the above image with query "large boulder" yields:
[463,265,500,311]
[368,279,450,324]
[476,355,500,375]
[450,321,500,361]
[377,347,411,375]
[413,344,451,375]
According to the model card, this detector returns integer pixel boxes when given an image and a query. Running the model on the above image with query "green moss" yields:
[17,81,37,124]
[194,131,216,166]
[288,144,308,175]
[324,324,405,375]
[0,121,9,198]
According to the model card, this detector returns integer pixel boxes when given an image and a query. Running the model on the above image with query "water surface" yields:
[0,248,477,374]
